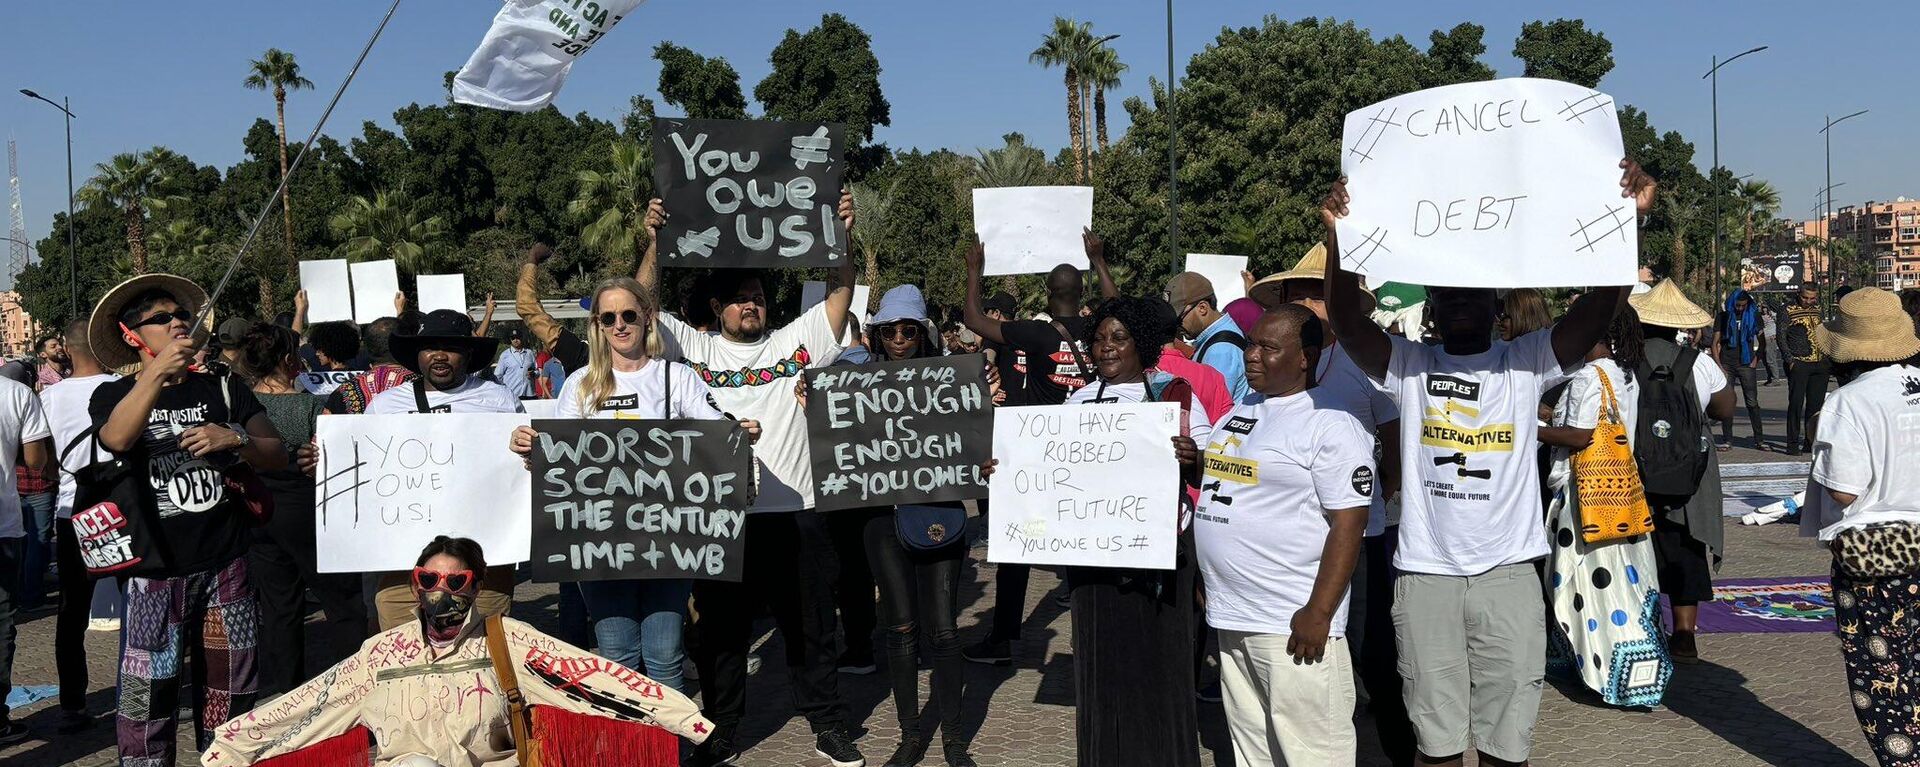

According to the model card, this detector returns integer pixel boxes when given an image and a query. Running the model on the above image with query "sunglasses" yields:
[411,567,475,593]
[597,309,642,327]
[126,309,194,331]
[876,324,921,341]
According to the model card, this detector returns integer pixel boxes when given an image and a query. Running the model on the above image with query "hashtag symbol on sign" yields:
[791,127,832,169]
[820,473,849,496]
[1569,205,1632,254]
[1559,91,1614,124]
[1130,536,1149,549]
[1346,107,1401,165]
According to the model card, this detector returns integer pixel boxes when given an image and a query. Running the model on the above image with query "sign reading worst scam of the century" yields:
[651,117,848,268]
[529,419,753,582]
[805,355,993,512]
[987,402,1181,570]
[1335,77,1635,289]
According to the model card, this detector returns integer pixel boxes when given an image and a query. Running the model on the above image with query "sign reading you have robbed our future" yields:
[805,355,993,513]
[530,419,753,582]
[987,402,1180,570]
[1335,77,1635,289]
[652,117,848,268]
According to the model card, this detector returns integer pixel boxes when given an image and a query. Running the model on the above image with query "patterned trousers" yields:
[117,556,259,767]
[1834,563,1920,766]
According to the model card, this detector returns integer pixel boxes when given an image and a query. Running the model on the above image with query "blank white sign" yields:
[799,281,870,324]
[417,274,468,315]
[1335,78,1635,288]
[1184,254,1249,306]
[297,260,354,323]
[349,260,401,325]
[974,186,1094,276]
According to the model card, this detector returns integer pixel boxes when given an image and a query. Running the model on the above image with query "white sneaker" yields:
[88,618,120,632]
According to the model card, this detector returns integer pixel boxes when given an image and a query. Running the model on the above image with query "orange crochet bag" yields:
[1572,368,1653,544]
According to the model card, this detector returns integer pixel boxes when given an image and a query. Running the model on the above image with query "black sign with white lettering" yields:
[805,355,993,512]
[529,419,752,582]
[651,117,848,269]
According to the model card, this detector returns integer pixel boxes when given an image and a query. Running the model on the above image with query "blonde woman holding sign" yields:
[510,278,757,704]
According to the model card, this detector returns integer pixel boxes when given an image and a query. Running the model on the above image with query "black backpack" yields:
[1195,330,1248,364]
[1635,341,1708,496]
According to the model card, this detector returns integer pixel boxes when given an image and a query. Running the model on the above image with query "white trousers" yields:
[1218,629,1357,767]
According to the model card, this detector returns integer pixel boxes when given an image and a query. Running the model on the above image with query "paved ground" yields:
[3,373,1867,766]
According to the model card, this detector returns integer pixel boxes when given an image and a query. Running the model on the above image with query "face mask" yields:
[417,589,475,645]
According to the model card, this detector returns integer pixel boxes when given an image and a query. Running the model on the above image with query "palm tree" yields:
[329,191,450,274]
[149,219,216,268]
[848,181,898,289]
[77,149,181,275]
[1085,44,1127,154]
[972,134,1051,188]
[1032,18,1094,183]
[1657,189,1701,289]
[569,141,654,276]
[244,49,314,277]
[1736,179,1781,257]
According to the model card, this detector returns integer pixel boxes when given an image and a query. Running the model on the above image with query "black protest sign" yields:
[529,419,752,582]
[805,354,993,512]
[651,117,848,269]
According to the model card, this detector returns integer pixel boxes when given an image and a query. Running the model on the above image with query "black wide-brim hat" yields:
[390,309,499,376]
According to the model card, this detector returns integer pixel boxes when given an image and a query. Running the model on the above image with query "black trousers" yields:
[1347,531,1415,767]
[54,518,93,712]
[246,498,366,699]
[1787,360,1832,449]
[862,510,965,742]
[691,511,848,736]
[1719,360,1764,443]
[830,509,878,660]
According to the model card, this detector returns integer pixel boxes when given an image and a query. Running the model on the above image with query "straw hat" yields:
[88,273,211,370]
[1815,287,1920,363]
[1627,279,1712,329]
[1247,243,1374,308]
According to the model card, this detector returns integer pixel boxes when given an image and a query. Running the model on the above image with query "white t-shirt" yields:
[659,302,846,513]
[1681,347,1728,411]
[1197,389,1375,636]
[0,378,52,537]
[1383,330,1570,576]
[1547,359,1640,490]
[42,373,120,519]
[1812,365,1920,540]
[553,360,725,422]
[366,377,526,415]
[1314,342,1400,536]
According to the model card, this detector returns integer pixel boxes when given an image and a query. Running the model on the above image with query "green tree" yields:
[77,149,185,275]
[1086,44,1127,153]
[1512,19,1614,88]
[754,13,893,175]
[148,218,217,272]
[848,180,897,288]
[1737,179,1782,257]
[569,141,654,277]
[653,42,748,120]
[972,133,1052,188]
[243,47,315,313]
[1425,23,1497,84]
[1032,17,1095,183]
[329,191,450,273]
[1657,189,1702,288]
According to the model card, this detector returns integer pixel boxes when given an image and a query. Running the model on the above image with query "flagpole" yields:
[192,0,405,332]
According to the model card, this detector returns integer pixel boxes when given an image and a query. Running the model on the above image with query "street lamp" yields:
[18,89,77,319]
[1165,0,1179,275]
[1821,109,1869,305]
[1703,45,1766,304]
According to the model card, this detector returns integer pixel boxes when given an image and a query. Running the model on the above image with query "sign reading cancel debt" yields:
[652,117,848,268]
[805,355,992,512]
[987,402,1180,570]
[529,419,752,582]
[1335,77,1635,288]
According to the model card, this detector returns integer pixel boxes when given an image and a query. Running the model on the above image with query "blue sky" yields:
[2,1,1912,286]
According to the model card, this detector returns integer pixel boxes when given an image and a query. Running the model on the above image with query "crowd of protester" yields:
[0,154,1916,767]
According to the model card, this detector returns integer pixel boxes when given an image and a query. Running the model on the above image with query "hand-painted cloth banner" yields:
[452,0,646,112]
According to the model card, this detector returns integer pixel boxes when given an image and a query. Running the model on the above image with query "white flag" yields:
[451,0,646,112]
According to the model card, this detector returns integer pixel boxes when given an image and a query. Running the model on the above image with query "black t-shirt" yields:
[553,328,589,373]
[999,316,1093,406]
[89,373,266,574]
[984,338,1027,406]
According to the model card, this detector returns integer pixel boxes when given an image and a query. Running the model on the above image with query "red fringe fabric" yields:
[252,725,373,767]
[531,707,679,767]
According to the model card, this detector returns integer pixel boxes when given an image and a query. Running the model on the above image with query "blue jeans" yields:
[18,493,53,611]
[576,578,691,694]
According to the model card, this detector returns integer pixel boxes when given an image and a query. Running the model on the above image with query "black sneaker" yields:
[57,708,92,733]
[691,735,742,766]
[838,648,877,675]
[943,742,979,767]
[0,721,28,746]
[1194,678,1223,703]
[815,728,867,767]
[962,638,1011,666]
[884,733,930,767]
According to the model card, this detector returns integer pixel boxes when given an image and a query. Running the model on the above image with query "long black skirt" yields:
[1068,531,1199,767]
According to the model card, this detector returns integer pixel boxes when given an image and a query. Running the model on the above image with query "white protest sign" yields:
[349,260,401,325]
[987,402,1181,570]
[299,370,363,397]
[1184,254,1249,306]
[522,399,560,419]
[451,0,647,112]
[1336,78,1635,288]
[417,274,468,315]
[799,281,870,324]
[973,186,1093,276]
[314,413,532,572]
[297,259,354,323]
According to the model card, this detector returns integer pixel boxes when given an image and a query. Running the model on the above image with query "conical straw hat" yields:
[1249,243,1374,308]
[1627,279,1712,329]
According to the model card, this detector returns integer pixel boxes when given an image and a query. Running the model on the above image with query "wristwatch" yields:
[227,423,253,450]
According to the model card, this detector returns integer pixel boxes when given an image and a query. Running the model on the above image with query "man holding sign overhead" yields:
[1321,135,1655,765]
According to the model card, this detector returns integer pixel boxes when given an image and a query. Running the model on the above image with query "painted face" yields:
[1091,317,1143,382]
[413,553,478,644]
[595,287,652,357]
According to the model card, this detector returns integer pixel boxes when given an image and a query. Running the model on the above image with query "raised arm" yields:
[517,245,564,352]
[961,239,1008,345]
[1552,160,1654,368]
[1086,229,1118,300]
[291,290,308,336]
[1320,178,1392,382]
[821,190,858,340]
[636,199,664,296]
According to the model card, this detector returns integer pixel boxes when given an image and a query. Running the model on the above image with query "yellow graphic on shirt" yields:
[1424,401,1480,423]
[1419,420,1516,452]
[1203,452,1260,484]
